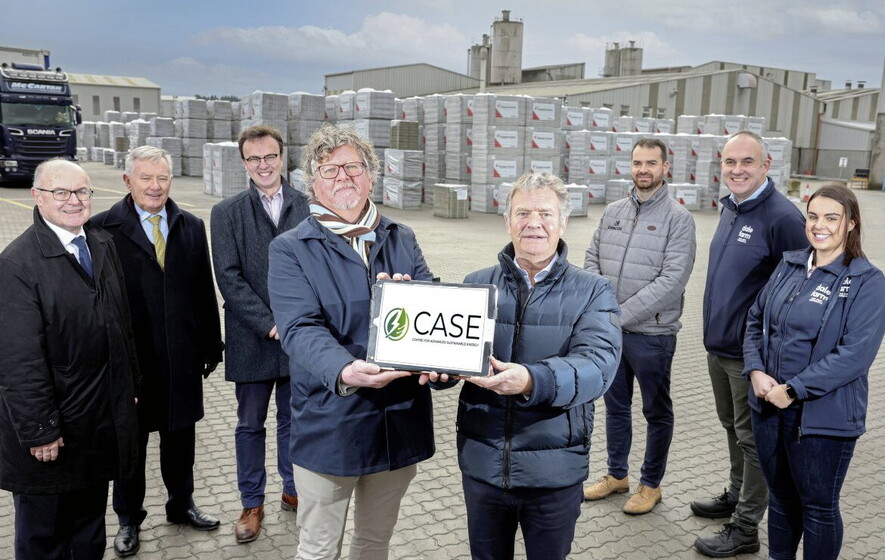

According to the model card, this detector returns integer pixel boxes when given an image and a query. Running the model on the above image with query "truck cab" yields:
[0,62,80,184]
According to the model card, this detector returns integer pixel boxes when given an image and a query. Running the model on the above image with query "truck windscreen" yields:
[0,102,75,126]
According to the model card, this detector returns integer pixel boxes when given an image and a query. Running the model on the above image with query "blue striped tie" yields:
[71,236,93,278]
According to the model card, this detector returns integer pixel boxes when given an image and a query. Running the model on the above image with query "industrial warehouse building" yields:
[68,73,161,122]
[324,10,883,184]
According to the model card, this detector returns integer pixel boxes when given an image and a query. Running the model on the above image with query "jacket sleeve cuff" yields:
[788,377,809,400]
[523,363,554,406]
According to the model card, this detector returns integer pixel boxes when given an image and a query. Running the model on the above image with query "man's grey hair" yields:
[504,172,571,226]
[724,130,769,162]
[301,124,379,195]
[33,158,88,190]
[125,145,173,177]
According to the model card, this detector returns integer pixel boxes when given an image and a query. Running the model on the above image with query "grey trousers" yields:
[707,353,768,529]
[293,463,417,560]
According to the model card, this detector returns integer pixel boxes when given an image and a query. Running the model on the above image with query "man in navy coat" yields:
[211,125,309,543]
[92,146,224,557]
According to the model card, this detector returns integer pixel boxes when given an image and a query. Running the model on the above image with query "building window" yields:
[602,103,614,109]
[656,107,667,119]
[642,106,652,117]
[620,104,631,117]
[133,97,141,112]
[92,95,100,115]
[113,96,121,111]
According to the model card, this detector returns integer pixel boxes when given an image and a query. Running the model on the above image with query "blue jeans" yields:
[462,475,582,560]
[752,405,856,560]
[235,378,296,508]
[603,333,676,488]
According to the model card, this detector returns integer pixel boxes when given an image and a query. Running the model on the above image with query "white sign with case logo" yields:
[367,280,497,376]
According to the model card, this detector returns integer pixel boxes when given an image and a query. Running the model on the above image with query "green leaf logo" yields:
[384,308,409,341]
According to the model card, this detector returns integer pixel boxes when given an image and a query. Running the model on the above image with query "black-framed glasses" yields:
[244,154,280,167]
[35,187,93,201]
[317,162,366,180]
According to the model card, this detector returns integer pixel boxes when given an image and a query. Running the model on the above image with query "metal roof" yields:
[812,87,879,102]
[67,73,160,89]
[326,62,471,80]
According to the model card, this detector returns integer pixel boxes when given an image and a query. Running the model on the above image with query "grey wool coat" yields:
[211,179,309,383]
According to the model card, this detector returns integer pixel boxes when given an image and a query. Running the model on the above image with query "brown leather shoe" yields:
[623,484,662,515]
[583,474,629,501]
[234,506,263,544]
[281,493,298,511]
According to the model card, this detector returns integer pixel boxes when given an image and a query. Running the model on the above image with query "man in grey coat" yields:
[210,125,309,543]
[583,138,696,515]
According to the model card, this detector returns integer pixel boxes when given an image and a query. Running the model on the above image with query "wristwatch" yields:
[784,383,797,400]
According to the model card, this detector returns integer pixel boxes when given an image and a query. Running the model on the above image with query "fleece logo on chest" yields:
[736,225,753,243]
[808,284,831,305]
[838,277,851,298]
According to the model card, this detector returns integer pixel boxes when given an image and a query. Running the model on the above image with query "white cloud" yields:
[787,7,881,33]
[192,12,467,71]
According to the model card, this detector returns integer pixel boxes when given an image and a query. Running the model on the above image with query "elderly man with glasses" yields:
[268,125,435,560]
[0,159,139,559]
[210,125,309,544]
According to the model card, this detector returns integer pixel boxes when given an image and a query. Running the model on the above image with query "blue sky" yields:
[2,0,882,97]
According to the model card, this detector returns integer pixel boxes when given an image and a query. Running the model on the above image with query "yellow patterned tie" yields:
[147,215,166,270]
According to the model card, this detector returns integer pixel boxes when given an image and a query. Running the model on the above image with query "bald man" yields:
[0,159,139,560]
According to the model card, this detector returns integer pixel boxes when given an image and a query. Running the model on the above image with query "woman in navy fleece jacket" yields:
[743,183,885,560]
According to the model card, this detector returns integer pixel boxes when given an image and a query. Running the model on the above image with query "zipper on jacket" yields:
[614,202,641,297]
[504,282,534,489]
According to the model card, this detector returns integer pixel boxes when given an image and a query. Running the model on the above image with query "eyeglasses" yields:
[244,154,280,167]
[317,162,366,180]
[35,187,94,201]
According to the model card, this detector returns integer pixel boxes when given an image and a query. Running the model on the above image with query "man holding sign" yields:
[455,172,622,559]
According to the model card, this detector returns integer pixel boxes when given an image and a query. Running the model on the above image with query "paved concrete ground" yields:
[0,163,884,559]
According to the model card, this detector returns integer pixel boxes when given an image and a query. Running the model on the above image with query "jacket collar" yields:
[783,247,876,276]
[31,206,113,283]
[719,177,774,213]
[629,180,669,208]
[498,239,569,287]
[299,213,396,266]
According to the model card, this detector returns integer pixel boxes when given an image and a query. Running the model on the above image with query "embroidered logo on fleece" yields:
[737,225,753,244]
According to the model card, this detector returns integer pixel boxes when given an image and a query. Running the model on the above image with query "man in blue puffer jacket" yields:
[456,172,622,560]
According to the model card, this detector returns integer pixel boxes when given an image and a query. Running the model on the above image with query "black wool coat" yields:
[0,209,139,494]
[210,179,309,383]
[92,196,223,432]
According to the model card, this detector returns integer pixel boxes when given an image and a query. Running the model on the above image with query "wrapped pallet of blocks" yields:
[202,143,214,195]
[146,137,183,175]
[586,182,606,204]
[668,183,704,211]
[207,100,233,120]
[445,94,474,124]
[433,183,469,219]
[561,107,589,130]
[472,94,525,127]
[402,97,424,122]
[288,92,325,121]
[470,184,499,213]
[96,122,110,148]
[150,117,174,137]
[354,89,396,120]
[496,182,513,216]
[174,99,208,120]
[567,184,589,217]
[383,177,422,209]
[128,119,151,148]
[422,95,447,124]
[589,108,613,131]
[605,178,633,203]
[384,149,423,180]
[212,142,249,198]
[78,122,96,149]
[525,97,561,128]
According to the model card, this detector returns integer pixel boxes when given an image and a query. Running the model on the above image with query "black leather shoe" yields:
[114,525,140,557]
[166,505,221,531]
[694,523,760,557]
[690,488,739,519]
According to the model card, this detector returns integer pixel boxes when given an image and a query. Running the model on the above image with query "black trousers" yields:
[14,481,109,560]
[113,424,195,527]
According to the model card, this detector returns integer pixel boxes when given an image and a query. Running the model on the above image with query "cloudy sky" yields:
[2,0,882,97]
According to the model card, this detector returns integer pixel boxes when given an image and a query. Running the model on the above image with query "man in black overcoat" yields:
[210,125,309,543]
[91,145,224,557]
[0,159,139,559]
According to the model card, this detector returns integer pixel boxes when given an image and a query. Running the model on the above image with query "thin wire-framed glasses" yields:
[35,187,94,201]
[317,162,366,180]
[244,154,280,167]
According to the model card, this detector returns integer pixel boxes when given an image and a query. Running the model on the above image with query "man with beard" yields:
[583,138,696,515]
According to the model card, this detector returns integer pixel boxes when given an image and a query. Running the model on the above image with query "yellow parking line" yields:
[0,197,33,209]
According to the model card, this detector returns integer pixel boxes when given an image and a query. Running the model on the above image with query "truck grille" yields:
[11,135,70,173]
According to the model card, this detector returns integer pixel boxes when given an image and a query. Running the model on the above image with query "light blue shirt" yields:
[730,177,771,206]
[133,202,168,243]
[515,254,558,289]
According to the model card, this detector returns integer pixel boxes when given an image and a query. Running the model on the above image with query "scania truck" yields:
[0,47,80,184]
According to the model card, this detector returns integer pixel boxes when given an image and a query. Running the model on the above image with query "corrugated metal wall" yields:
[326,66,479,97]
